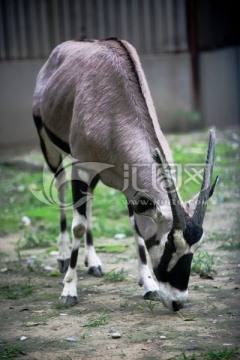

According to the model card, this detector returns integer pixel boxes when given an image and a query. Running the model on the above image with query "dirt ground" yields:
[0,197,240,360]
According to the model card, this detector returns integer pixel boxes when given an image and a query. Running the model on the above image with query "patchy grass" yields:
[0,278,34,299]
[95,244,128,253]
[83,309,111,328]
[103,268,127,282]
[206,347,239,359]
[191,251,215,279]
[0,344,24,359]
[170,347,239,360]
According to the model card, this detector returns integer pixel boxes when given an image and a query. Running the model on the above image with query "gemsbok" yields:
[33,38,218,311]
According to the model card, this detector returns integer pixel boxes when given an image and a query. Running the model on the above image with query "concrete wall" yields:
[200,47,240,129]
[0,60,44,148]
[0,47,239,149]
[142,53,193,132]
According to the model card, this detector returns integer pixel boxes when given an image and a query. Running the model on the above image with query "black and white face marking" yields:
[153,226,204,311]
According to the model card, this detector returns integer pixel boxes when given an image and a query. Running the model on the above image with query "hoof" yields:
[58,295,78,307]
[144,290,162,302]
[57,258,70,273]
[88,266,103,277]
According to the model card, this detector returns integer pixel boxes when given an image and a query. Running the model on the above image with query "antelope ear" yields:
[132,192,155,216]
[208,175,219,198]
[132,192,164,222]
[186,176,219,217]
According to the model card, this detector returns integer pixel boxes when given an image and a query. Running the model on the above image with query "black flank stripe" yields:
[70,248,79,268]
[33,115,43,131]
[138,245,147,265]
[60,218,67,232]
[33,116,59,173]
[89,174,100,191]
[43,124,71,154]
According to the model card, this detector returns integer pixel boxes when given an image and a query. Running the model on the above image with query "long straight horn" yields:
[155,148,186,230]
[192,129,218,226]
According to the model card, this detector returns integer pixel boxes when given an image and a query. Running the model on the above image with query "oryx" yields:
[33,38,218,311]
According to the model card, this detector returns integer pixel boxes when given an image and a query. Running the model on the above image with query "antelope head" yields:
[133,130,218,311]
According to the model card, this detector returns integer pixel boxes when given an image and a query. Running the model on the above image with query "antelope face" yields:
[153,224,204,311]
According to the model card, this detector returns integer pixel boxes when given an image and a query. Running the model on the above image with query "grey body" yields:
[33,39,172,198]
[33,39,218,311]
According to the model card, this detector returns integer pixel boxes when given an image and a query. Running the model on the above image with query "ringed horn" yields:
[155,129,219,230]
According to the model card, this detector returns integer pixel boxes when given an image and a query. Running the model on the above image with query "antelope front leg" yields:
[59,211,86,306]
[128,207,161,301]
[59,164,89,307]
[136,236,162,301]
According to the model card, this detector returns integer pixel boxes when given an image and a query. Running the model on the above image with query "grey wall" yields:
[0,47,239,148]
[142,53,193,132]
[0,60,44,148]
[200,47,240,129]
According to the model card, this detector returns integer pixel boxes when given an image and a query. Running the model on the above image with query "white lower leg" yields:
[61,212,86,300]
[136,237,159,295]
[85,198,102,271]
[61,265,78,298]
[85,244,102,268]
[58,231,71,260]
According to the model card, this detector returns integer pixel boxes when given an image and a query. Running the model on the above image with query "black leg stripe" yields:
[70,248,79,268]
[86,230,93,246]
[71,178,88,216]
[138,245,147,265]
[60,218,67,232]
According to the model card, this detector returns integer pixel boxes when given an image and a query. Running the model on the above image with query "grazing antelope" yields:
[33,38,218,311]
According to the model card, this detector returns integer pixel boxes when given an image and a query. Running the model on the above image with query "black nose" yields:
[172,301,183,312]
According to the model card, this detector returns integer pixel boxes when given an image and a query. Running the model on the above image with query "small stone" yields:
[60,313,68,316]
[187,344,198,351]
[49,251,59,256]
[66,337,80,342]
[114,233,126,240]
[81,288,89,292]
[25,322,39,327]
[20,336,27,341]
[160,336,166,339]
[21,216,31,226]
[111,332,122,339]
[43,265,54,271]
[26,257,36,267]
